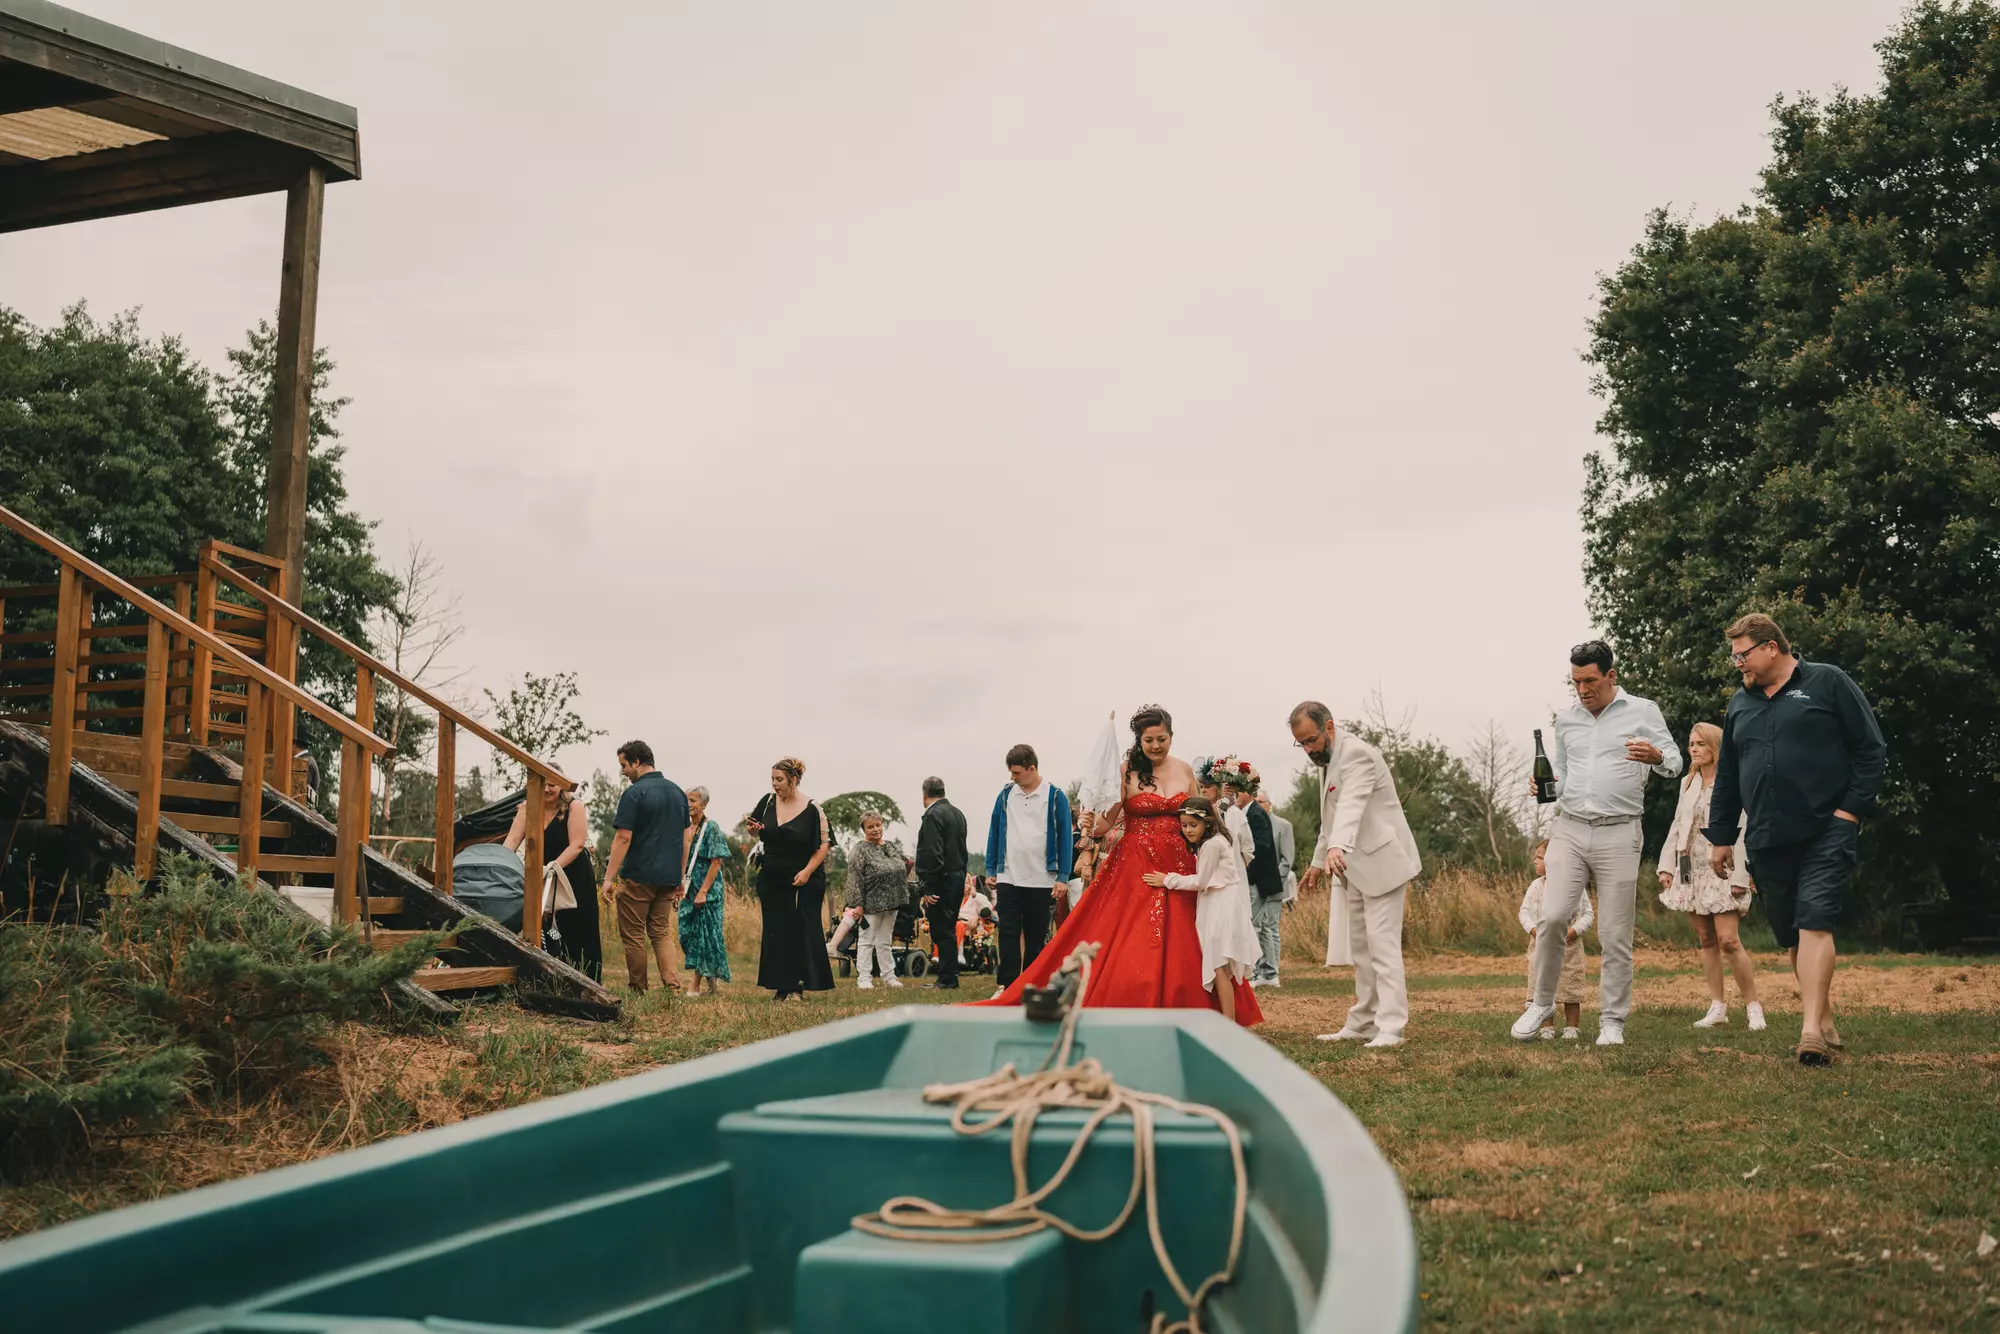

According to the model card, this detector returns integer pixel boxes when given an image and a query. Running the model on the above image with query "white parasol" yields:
[1075,710,1123,815]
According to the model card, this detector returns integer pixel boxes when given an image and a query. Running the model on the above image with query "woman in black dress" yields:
[502,771,602,980]
[745,756,833,999]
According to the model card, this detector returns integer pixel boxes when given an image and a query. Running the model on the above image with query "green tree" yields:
[482,671,606,788]
[1583,1,2000,914]
[822,791,906,845]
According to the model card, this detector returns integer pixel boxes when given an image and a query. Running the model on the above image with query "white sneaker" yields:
[1316,1028,1375,1043]
[1363,1033,1404,1049]
[1538,1028,1555,1041]
[856,978,873,990]
[1512,1002,1557,1041]
[885,977,904,989]
[1561,1027,1580,1040]
[1595,1022,1625,1046]
[1746,1002,1767,1031]
[992,987,1005,999]
[1693,1001,1729,1028]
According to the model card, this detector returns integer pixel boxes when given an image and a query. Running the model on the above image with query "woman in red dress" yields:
[978,705,1263,1025]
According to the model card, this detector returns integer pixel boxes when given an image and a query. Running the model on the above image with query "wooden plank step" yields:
[165,811,293,838]
[366,897,405,916]
[370,929,455,950]
[412,966,515,992]
[257,854,336,875]
[98,772,253,802]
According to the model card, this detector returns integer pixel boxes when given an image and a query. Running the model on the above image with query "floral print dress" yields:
[678,818,732,981]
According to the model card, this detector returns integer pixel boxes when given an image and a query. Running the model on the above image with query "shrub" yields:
[0,856,446,1177]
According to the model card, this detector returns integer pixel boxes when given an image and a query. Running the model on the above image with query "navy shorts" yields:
[1744,819,1858,949]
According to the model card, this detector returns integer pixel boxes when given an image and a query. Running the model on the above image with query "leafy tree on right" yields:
[1584,0,2000,918]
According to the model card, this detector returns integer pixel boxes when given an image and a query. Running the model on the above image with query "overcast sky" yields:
[5,1,1907,837]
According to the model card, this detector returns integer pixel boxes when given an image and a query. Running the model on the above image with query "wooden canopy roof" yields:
[0,0,358,233]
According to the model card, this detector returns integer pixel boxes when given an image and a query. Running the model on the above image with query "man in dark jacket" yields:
[1229,773,1286,987]
[914,776,970,989]
[1705,613,1886,1067]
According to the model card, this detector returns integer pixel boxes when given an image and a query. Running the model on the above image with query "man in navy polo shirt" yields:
[1705,613,1886,1067]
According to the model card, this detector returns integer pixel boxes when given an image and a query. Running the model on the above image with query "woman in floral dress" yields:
[1658,723,1763,1030]
[678,786,733,995]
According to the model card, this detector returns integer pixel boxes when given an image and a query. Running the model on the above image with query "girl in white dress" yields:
[1143,797,1262,1023]
[1658,722,1765,1030]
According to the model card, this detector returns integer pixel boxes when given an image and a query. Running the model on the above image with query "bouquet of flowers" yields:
[1199,753,1260,793]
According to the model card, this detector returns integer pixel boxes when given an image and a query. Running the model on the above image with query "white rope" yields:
[852,942,1250,1334]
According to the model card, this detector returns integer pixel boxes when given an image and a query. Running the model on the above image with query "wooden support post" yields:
[522,778,545,949]
[263,164,326,605]
[45,566,82,825]
[334,737,362,927]
[433,718,455,897]
[73,585,93,728]
[134,618,168,880]
[237,681,265,883]
[170,579,193,737]
[268,608,296,798]
[189,561,216,745]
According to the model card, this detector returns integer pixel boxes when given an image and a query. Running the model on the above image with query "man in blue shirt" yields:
[602,739,690,996]
[1513,640,1681,1047]
[1704,612,1886,1067]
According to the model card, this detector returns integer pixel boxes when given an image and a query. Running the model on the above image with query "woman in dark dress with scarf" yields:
[745,756,833,999]
[503,771,602,980]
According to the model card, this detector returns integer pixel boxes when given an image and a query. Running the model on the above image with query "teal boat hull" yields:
[0,1008,1418,1333]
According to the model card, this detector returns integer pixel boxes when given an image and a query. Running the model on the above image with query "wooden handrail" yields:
[199,553,575,791]
[0,505,392,756]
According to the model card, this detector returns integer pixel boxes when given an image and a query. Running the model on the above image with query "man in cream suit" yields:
[1290,701,1423,1048]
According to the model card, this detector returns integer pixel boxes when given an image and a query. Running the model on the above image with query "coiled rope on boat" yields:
[851,941,1250,1334]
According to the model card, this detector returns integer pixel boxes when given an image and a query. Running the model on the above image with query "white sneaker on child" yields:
[1746,1002,1768,1031]
[1538,1027,1555,1041]
[1561,1027,1580,1040]
[1693,1001,1729,1028]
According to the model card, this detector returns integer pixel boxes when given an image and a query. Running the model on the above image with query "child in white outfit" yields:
[1143,797,1261,1023]
[1519,838,1594,1039]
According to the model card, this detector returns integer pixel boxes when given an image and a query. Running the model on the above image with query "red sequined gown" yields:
[976,791,1264,1025]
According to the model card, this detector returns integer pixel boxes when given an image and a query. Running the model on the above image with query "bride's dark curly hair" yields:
[1126,704,1174,792]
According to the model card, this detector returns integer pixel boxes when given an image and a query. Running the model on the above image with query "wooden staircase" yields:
[0,506,618,1020]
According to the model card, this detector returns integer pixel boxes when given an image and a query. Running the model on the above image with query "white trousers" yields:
[1533,814,1641,1023]
[1343,881,1408,1040]
[857,909,898,981]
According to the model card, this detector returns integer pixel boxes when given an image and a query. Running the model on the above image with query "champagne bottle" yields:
[1532,729,1557,804]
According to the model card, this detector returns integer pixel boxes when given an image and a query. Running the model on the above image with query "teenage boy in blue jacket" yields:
[984,743,1074,995]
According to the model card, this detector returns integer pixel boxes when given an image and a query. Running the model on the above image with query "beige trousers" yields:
[1343,880,1409,1041]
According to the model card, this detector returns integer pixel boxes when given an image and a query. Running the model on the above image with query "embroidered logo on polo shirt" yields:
[1785,690,1812,700]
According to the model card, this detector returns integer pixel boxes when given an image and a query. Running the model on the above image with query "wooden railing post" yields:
[334,737,362,927]
[170,578,193,737]
[433,718,455,896]
[269,601,297,799]
[134,618,168,880]
[522,779,545,949]
[238,681,265,883]
[73,584,93,730]
[44,566,82,825]
[189,561,216,745]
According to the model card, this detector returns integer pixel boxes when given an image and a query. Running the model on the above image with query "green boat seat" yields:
[721,1086,1247,1332]
[793,1227,1065,1334]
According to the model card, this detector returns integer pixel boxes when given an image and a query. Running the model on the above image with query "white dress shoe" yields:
[855,978,873,990]
[1512,1002,1557,1041]
[1363,1033,1404,1049]
[1595,1021,1625,1046]
[1316,1028,1375,1043]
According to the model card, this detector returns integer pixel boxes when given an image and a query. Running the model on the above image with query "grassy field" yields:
[5,893,1997,1331]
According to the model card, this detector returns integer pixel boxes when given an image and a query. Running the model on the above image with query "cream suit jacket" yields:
[1311,729,1422,898]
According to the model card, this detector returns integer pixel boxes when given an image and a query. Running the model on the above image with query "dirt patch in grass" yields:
[1457,1139,1565,1173]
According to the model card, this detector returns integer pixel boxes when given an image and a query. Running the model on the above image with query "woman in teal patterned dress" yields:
[678,786,733,995]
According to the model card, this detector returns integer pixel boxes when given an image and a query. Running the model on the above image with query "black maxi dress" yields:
[545,800,603,981]
[753,795,834,995]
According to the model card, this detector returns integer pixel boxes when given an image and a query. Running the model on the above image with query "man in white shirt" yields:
[1512,639,1682,1046]
[982,743,1073,995]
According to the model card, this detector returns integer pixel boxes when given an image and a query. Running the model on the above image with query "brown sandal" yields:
[1795,1033,1833,1067]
